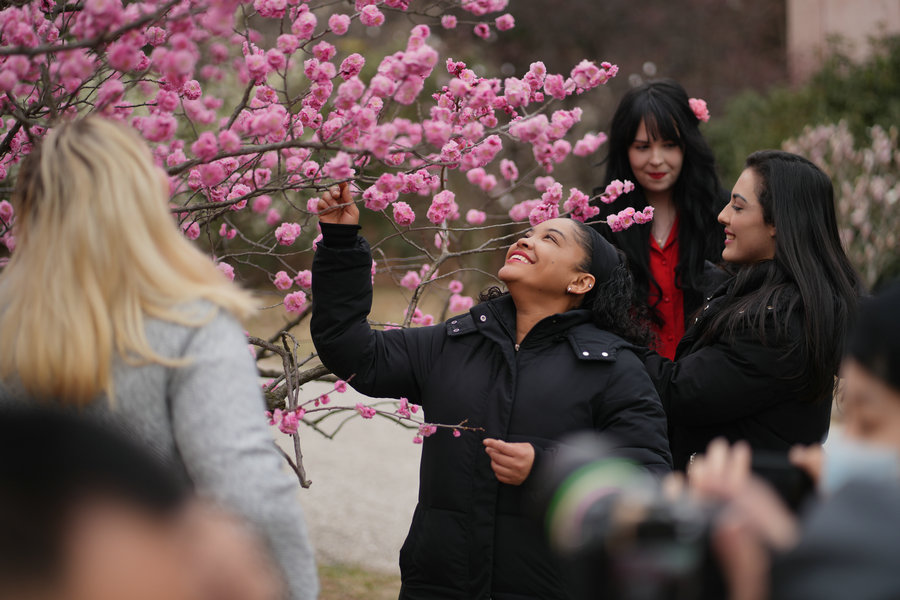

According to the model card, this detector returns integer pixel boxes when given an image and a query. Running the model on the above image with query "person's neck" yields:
[509,288,574,344]
[646,191,677,245]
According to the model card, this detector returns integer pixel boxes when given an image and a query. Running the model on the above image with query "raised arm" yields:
[310,184,444,404]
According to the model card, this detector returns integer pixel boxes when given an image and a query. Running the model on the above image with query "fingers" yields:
[789,443,824,484]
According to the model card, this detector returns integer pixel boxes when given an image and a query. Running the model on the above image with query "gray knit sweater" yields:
[1,303,318,600]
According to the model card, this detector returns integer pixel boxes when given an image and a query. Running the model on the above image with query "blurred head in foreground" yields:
[0,408,284,600]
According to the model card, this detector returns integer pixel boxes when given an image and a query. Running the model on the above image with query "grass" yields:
[318,564,400,600]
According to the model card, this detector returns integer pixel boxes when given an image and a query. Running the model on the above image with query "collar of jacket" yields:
[444,293,632,362]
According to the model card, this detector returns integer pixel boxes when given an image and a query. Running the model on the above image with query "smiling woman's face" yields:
[498,218,591,298]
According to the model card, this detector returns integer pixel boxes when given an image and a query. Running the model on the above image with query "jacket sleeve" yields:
[310,230,444,405]
[593,350,673,475]
[642,326,803,427]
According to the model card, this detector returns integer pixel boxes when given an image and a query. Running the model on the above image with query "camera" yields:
[534,433,723,600]
[534,434,814,600]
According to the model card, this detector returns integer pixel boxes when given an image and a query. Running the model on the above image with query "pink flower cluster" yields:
[275,222,302,245]
[689,98,710,123]
[268,407,306,435]
[284,290,308,314]
[355,403,378,419]
[607,206,655,232]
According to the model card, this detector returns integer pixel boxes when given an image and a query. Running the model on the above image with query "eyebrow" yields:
[732,193,749,203]
[547,228,567,240]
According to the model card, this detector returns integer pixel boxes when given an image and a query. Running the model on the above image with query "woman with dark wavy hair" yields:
[644,150,863,470]
[595,79,728,358]
[310,183,671,600]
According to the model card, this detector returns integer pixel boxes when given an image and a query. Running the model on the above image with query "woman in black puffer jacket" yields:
[310,183,671,600]
[643,151,863,470]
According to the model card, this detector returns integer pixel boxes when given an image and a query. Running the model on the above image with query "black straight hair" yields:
[594,79,727,323]
[697,150,864,401]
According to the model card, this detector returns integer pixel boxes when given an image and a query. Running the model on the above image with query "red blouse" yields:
[648,219,684,360]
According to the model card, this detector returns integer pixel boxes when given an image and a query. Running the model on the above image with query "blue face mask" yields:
[821,431,900,495]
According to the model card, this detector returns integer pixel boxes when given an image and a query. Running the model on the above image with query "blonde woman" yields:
[0,117,318,600]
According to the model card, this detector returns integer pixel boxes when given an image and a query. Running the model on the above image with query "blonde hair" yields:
[0,117,256,405]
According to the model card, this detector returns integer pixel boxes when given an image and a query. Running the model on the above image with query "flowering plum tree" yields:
[784,121,900,289]
[0,0,649,485]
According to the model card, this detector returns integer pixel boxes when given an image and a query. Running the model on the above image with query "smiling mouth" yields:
[648,173,667,180]
[507,252,533,264]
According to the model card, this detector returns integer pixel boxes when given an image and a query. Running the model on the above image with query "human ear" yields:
[567,273,595,296]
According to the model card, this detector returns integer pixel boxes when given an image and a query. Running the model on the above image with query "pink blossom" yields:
[323,152,355,179]
[355,403,377,419]
[543,73,567,100]
[140,114,177,142]
[340,53,365,80]
[466,209,486,225]
[306,197,320,214]
[509,199,540,222]
[273,270,293,290]
[563,188,599,223]
[335,380,348,393]
[266,208,282,226]
[182,80,201,100]
[252,195,272,213]
[413,435,423,444]
[283,290,308,314]
[0,201,13,226]
[182,221,200,240]
[447,280,464,294]
[495,13,515,30]
[295,270,313,288]
[360,5,385,27]
[278,410,301,435]
[441,15,457,28]
[96,79,124,107]
[393,201,416,226]
[427,190,456,224]
[633,205,655,224]
[218,223,237,239]
[275,222,302,245]
[218,130,241,152]
[466,167,486,186]
[328,13,351,35]
[573,132,607,157]
[397,398,412,417]
[291,11,317,39]
[473,23,491,39]
[602,179,635,203]
[534,176,556,192]
[453,429,462,438]
[570,59,618,93]
[277,34,300,55]
[418,423,438,438]
[449,294,474,314]
[400,270,421,290]
[500,159,519,181]
[689,97,710,122]
[216,262,235,280]
[190,132,218,161]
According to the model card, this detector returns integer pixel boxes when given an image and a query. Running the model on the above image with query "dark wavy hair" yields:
[696,150,863,401]
[480,220,652,346]
[594,79,727,323]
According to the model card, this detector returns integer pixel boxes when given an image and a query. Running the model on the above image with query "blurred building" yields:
[788,0,900,82]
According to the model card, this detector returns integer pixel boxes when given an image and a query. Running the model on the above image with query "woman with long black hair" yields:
[644,150,863,470]
[596,80,728,358]
[310,183,671,600]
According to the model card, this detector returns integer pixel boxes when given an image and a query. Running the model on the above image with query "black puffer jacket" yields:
[311,227,672,600]
[643,279,833,470]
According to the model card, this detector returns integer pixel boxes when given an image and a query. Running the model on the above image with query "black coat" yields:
[311,231,672,600]
[643,280,833,470]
